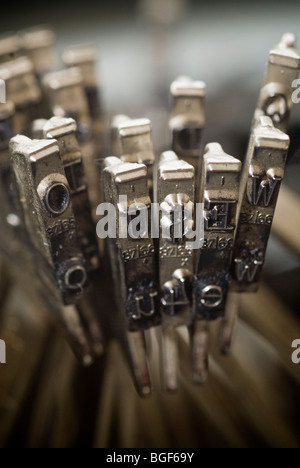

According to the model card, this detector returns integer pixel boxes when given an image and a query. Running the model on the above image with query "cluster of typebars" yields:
[0,27,299,396]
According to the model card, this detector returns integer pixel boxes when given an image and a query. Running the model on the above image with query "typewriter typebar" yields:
[193,143,241,320]
[102,157,160,331]
[231,116,290,293]
[20,26,55,78]
[158,151,194,326]
[191,143,241,383]
[118,118,155,191]
[10,135,88,304]
[257,33,300,132]
[157,150,195,391]
[62,44,102,122]
[42,67,90,131]
[43,116,100,272]
[169,76,206,180]
[0,56,41,134]
[221,33,300,354]
[31,118,48,139]
[0,101,15,184]
[110,114,130,158]
[0,101,28,267]
[62,43,105,159]
[0,33,21,64]
[102,156,160,395]
[42,67,101,214]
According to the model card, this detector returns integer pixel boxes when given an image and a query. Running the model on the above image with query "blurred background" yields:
[1,0,300,448]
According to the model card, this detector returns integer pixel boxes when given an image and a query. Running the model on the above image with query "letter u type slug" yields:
[102,157,160,331]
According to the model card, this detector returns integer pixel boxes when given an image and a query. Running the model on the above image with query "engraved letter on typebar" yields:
[158,151,195,326]
[232,116,290,292]
[193,143,241,320]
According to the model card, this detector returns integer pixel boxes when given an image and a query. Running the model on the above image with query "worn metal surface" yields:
[169,77,206,184]
[257,33,300,132]
[10,135,87,304]
[194,143,241,318]
[157,150,195,390]
[44,116,100,272]
[232,117,289,292]
[0,57,41,134]
[118,118,155,192]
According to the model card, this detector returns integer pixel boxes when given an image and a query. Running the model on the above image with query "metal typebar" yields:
[192,142,241,380]
[157,150,195,390]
